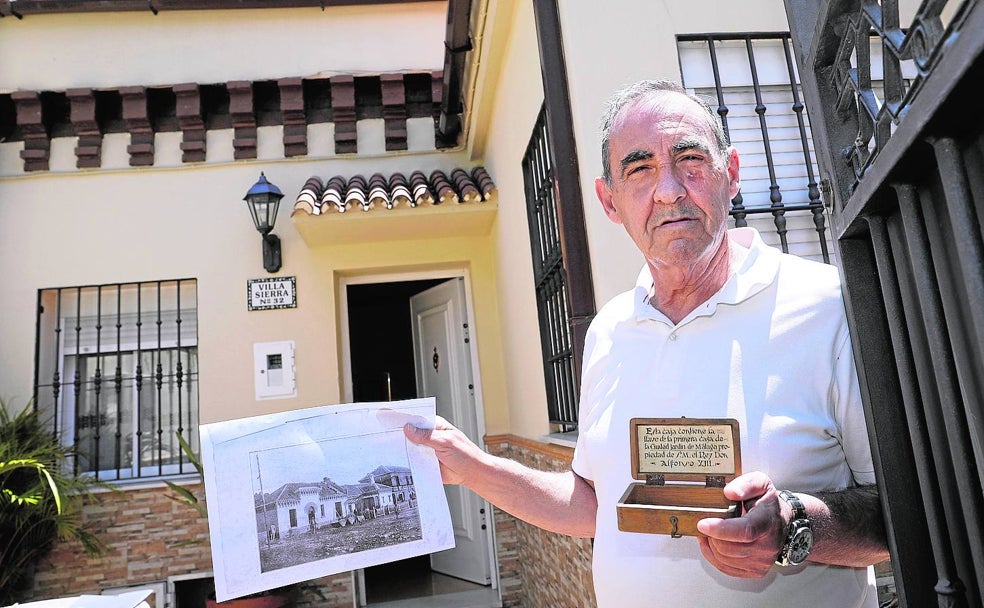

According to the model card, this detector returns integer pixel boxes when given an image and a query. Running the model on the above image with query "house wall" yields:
[0,156,509,423]
[485,437,593,608]
[0,5,510,601]
[0,3,447,90]
[0,2,504,424]
[555,0,793,309]
[0,0,828,453]
[35,485,354,607]
[473,0,552,438]
[34,485,212,602]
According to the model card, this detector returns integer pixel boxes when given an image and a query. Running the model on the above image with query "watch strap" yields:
[779,490,806,520]
[775,490,811,567]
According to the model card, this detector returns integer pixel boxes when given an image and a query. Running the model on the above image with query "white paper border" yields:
[200,398,452,601]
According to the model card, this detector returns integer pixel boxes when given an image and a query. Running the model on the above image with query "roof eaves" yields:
[292,166,496,216]
[0,0,434,18]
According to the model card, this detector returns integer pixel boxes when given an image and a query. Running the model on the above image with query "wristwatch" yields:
[775,490,813,567]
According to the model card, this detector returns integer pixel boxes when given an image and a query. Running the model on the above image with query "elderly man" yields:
[405,79,887,607]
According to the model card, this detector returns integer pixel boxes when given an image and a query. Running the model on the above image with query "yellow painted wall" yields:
[470,0,554,439]
[319,235,506,425]
[0,0,532,451]
[0,153,506,428]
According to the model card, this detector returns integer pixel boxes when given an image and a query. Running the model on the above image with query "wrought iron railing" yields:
[33,279,199,481]
[523,105,578,429]
[785,0,984,605]
[680,32,832,263]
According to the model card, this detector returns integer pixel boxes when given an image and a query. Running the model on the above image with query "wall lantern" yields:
[243,172,285,273]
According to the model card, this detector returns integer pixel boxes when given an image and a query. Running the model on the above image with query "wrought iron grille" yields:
[522,104,578,429]
[785,0,984,605]
[679,32,831,263]
[33,279,199,481]
[831,1,938,192]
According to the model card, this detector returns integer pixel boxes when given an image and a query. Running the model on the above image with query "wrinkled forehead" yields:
[609,91,717,148]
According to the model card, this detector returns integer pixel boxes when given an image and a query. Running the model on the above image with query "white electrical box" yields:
[253,340,296,400]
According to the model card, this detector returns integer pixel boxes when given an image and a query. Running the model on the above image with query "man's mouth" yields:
[656,217,695,227]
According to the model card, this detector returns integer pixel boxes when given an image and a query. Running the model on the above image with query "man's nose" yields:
[652,169,686,205]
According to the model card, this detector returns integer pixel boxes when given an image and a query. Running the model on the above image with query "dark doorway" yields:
[172,577,212,608]
[347,279,443,404]
[348,278,488,605]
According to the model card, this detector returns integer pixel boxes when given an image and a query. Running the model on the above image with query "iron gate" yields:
[784,0,984,606]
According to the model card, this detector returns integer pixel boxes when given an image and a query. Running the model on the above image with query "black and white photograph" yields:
[199,398,453,602]
[251,430,423,573]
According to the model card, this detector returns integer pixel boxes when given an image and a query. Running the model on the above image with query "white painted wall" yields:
[557,0,792,308]
[0,2,447,91]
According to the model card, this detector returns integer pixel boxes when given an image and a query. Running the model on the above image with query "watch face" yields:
[788,526,814,565]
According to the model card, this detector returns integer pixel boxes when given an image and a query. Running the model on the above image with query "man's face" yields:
[595,93,739,272]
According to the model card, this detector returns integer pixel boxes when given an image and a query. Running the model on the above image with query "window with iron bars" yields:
[678,33,915,265]
[522,104,579,430]
[33,279,199,481]
[679,32,835,264]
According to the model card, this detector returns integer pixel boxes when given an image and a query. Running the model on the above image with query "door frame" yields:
[337,267,499,604]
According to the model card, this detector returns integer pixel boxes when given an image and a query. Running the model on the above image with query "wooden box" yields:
[616,417,741,537]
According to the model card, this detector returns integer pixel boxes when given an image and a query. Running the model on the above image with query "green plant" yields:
[164,432,207,518]
[0,400,107,605]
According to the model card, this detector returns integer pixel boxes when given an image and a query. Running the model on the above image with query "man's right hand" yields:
[404,415,598,537]
[403,415,484,486]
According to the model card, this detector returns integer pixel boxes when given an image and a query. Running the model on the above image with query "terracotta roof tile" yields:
[471,167,495,199]
[345,174,370,211]
[409,171,434,206]
[292,166,495,216]
[388,173,412,208]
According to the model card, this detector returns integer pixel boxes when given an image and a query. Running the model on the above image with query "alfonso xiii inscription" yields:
[636,423,736,475]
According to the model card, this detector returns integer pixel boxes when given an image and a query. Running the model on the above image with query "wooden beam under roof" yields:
[0,0,434,18]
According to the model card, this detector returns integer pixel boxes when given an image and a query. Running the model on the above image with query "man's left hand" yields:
[696,471,789,578]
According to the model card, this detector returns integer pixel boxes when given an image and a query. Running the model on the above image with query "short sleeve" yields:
[831,327,876,486]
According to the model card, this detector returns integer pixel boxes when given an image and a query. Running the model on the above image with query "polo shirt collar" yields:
[631,227,781,323]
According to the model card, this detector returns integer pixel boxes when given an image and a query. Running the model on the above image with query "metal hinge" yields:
[819,178,836,210]
[463,322,470,344]
[706,476,726,488]
[645,474,666,486]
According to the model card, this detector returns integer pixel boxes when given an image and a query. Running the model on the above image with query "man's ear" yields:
[595,177,622,224]
[726,147,741,199]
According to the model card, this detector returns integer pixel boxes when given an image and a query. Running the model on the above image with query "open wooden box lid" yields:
[629,417,742,484]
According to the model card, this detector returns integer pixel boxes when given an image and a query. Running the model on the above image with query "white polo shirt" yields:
[572,227,877,608]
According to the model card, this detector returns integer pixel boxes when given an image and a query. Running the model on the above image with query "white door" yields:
[410,278,492,585]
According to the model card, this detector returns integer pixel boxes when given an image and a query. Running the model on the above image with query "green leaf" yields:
[0,399,110,605]
[37,465,62,514]
[165,481,207,518]
[174,432,203,476]
[0,459,61,512]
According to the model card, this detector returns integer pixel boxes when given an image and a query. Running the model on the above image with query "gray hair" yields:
[599,79,729,183]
